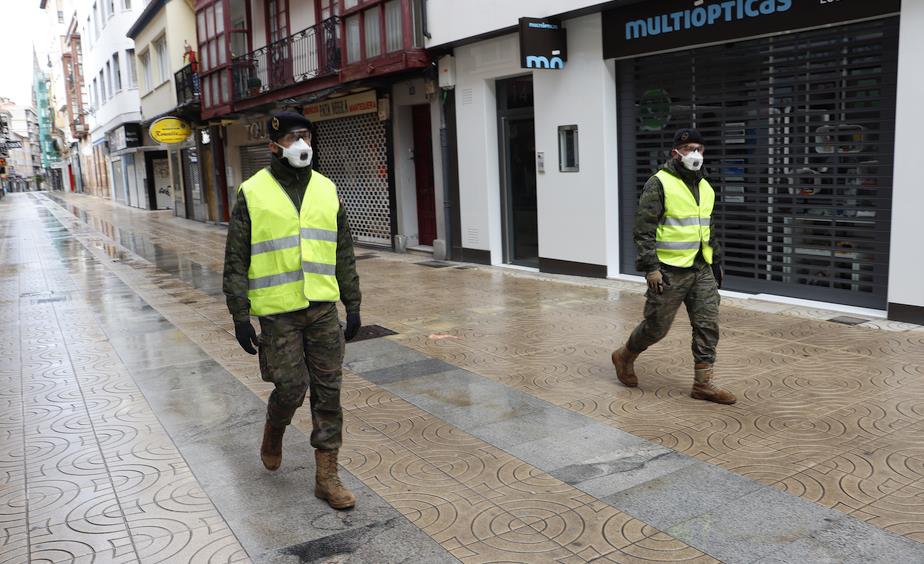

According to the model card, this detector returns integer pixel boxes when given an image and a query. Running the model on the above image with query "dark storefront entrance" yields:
[497,75,538,268]
[614,17,899,309]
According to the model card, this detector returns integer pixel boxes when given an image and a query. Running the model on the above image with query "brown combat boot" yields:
[611,345,639,388]
[315,449,356,510]
[691,363,737,405]
[260,422,285,471]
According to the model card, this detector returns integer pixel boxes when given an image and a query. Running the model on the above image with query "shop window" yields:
[558,125,578,172]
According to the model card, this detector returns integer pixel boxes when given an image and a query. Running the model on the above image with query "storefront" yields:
[449,0,921,320]
[307,90,394,247]
[604,0,902,310]
[107,123,148,209]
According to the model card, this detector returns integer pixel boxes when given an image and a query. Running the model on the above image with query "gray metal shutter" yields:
[617,18,899,309]
[240,144,273,183]
[315,113,391,246]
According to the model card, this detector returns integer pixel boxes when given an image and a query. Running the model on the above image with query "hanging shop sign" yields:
[519,17,568,70]
[304,90,378,123]
[124,124,142,148]
[149,117,192,144]
[107,124,142,152]
[602,0,901,59]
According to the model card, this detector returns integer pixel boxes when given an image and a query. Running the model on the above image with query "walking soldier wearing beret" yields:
[223,111,363,509]
[612,128,736,405]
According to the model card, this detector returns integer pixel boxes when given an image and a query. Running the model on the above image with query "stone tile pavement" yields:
[1,191,923,563]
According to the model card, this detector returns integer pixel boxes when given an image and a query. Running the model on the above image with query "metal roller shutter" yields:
[316,113,391,246]
[240,144,273,183]
[617,18,899,309]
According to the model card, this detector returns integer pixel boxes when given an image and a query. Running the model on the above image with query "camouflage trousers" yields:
[258,303,345,450]
[627,262,720,364]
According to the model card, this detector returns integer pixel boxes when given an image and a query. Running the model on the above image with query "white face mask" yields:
[277,138,313,168]
[678,149,704,171]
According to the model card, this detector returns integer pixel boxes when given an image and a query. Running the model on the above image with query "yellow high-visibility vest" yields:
[239,168,340,316]
[654,169,715,268]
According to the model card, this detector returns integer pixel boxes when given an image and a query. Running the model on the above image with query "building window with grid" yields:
[384,0,403,52]
[138,50,151,92]
[112,53,122,92]
[154,36,169,85]
[98,69,106,102]
[105,62,113,99]
[92,3,100,38]
[197,1,230,110]
[126,49,137,89]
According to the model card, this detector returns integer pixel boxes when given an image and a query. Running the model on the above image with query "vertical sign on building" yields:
[519,18,568,70]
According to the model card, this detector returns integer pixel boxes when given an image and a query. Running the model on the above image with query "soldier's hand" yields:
[234,321,259,355]
[344,312,362,342]
[712,262,724,289]
[645,270,665,294]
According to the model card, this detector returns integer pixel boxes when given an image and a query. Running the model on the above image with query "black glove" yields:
[712,262,724,289]
[645,270,665,294]
[234,321,259,355]
[344,312,362,342]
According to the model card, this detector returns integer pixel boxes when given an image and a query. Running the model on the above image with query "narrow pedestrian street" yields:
[3,190,924,563]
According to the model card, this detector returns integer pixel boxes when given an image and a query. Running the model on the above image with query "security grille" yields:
[240,144,273,183]
[316,112,391,246]
[617,18,899,309]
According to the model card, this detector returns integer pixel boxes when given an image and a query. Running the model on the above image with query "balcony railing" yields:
[231,17,340,102]
[175,63,201,107]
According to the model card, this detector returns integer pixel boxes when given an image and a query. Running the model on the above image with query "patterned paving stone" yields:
[9,191,924,563]
[1,195,248,563]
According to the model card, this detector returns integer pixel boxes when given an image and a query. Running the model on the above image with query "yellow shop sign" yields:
[150,117,192,144]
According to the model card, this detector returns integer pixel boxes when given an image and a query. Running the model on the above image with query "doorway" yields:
[152,157,173,210]
[411,104,437,246]
[496,75,538,267]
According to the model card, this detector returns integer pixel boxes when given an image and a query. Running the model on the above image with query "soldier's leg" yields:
[626,267,695,355]
[303,303,354,509]
[685,265,735,404]
[684,265,720,364]
[302,303,345,451]
[259,312,311,427]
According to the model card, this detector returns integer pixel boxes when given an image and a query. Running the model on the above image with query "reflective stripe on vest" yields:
[654,169,715,268]
[240,168,341,316]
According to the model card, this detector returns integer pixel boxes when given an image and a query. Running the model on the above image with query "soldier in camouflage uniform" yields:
[612,128,736,404]
[223,111,362,509]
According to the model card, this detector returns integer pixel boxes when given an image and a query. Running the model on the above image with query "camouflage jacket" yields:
[222,154,362,323]
[634,158,723,273]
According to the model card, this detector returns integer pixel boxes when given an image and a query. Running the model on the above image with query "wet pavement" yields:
[2,191,924,563]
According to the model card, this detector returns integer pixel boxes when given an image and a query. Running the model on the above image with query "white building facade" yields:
[78,0,150,208]
[427,0,922,324]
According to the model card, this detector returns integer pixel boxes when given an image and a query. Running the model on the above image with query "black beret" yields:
[268,111,312,141]
[673,128,705,148]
